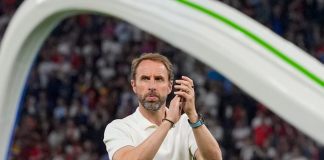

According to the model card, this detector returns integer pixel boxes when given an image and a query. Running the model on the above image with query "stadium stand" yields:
[0,0,323,159]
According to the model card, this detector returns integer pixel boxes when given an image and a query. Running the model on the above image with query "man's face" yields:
[131,60,172,111]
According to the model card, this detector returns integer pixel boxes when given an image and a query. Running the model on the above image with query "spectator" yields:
[0,0,322,159]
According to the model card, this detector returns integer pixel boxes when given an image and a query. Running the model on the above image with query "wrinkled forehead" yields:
[136,60,169,78]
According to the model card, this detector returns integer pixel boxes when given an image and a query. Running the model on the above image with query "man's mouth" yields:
[146,94,158,101]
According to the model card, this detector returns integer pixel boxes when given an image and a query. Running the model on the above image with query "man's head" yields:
[131,53,174,82]
[131,53,174,111]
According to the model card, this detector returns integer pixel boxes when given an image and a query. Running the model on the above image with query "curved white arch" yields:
[1,0,324,159]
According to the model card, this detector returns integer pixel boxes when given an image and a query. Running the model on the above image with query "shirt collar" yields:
[133,107,158,130]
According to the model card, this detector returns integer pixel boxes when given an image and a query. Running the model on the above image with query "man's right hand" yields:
[165,95,181,124]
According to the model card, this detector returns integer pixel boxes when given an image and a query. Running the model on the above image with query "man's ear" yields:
[131,79,137,93]
[168,80,173,94]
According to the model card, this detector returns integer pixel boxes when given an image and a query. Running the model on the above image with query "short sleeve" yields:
[103,120,134,160]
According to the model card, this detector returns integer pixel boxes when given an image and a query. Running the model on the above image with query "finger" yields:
[170,95,180,105]
[181,76,194,85]
[170,96,181,114]
[170,96,181,106]
[174,85,192,93]
[175,80,192,88]
[181,76,194,88]
[174,91,191,99]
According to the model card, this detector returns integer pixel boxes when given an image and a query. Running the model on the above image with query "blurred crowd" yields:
[0,0,323,160]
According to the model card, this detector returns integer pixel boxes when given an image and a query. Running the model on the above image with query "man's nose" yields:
[148,79,156,90]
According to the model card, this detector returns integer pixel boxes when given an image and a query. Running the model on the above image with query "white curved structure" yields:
[1,0,324,159]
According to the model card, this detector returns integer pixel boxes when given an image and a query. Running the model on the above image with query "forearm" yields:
[192,125,222,160]
[116,96,181,160]
[189,115,222,160]
[116,121,172,160]
[175,76,221,159]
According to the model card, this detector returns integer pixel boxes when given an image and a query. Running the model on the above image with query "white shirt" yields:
[103,107,198,160]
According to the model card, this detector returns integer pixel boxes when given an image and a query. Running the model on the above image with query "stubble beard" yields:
[139,93,166,111]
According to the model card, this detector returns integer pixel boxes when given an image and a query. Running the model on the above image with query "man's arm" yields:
[113,120,172,160]
[188,114,222,160]
[112,96,182,160]
[174,76,222,160]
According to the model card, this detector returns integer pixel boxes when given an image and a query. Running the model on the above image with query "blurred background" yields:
[1,0,324,159]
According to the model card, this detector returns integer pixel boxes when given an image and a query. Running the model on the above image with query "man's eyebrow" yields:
[140,75,149,78]
[154,75,165,79]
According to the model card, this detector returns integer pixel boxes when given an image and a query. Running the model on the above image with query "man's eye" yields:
[142,77,149,80]
[155,77,163,81]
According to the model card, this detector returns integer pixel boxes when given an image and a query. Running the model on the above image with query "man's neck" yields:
[139,106,166,126]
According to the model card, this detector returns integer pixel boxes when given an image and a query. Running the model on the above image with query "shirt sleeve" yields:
[103,120,134,160]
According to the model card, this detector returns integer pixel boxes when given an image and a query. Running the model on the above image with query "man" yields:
[103,53,222,160]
